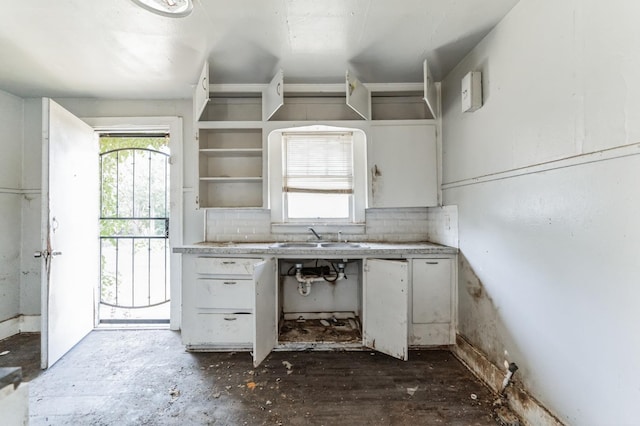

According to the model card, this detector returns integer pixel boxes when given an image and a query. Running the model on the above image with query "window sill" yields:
[271,222,366,236]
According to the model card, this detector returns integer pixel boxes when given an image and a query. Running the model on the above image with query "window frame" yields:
[281,131,355,223]
[268,125,367,229]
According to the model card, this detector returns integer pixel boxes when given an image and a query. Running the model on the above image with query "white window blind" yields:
[283,132,353,194]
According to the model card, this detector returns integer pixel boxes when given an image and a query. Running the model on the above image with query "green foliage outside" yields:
[99,136,170,307]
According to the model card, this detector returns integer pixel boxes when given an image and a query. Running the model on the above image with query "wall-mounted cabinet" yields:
[193,61,440,209]
[194,61,265,209]
[371,93,433,120]
[368,123,438,207]
[197,126,263,208]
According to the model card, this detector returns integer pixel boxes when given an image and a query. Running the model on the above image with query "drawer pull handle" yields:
[223,316,237,321]
[426,261,439,265]
[222,261,236,265]
[223,281,237,285]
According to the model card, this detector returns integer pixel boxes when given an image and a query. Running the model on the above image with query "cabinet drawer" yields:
[195,279,253,309]
[194,312,253,344]
[195,257,262,275]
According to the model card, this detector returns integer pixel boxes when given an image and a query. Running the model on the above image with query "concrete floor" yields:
[0,330,499,425]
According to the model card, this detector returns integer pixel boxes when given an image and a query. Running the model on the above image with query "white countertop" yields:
[173,241,457,258]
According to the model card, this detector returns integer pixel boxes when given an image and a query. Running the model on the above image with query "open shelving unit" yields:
[193,60,439,209]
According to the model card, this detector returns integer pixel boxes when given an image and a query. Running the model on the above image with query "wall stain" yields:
[460,253,488,302]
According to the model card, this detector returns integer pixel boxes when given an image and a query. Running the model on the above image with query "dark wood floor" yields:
[0,330,498,425]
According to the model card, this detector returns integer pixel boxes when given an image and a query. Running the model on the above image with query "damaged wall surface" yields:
[0,90,24,325]
[441,0,640,424]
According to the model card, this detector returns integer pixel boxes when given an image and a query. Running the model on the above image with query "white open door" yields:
[40,98,99,369]
[363,258,409,360]
[345,70,370,120]
[194,61,210,121]
[253,258,277,367]
[263,69,284,120]
[423,59,437,119]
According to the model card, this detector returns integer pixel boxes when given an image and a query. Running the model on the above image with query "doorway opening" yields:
[98,134,170,326]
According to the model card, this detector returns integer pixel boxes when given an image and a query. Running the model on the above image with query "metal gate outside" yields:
[99,145,170,324]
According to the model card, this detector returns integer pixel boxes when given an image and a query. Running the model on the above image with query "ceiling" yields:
[0,0,520,99]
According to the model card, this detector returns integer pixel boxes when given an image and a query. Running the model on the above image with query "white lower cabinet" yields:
[182,254,455,366]
[182,255,277,367]
[410,258,456,346]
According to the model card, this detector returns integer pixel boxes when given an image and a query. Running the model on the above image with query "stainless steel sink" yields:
[270,242,319,248]
[270,242,364,249]
[318,242,362,248]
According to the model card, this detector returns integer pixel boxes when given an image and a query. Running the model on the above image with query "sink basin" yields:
[318,242,362,248]
[270,242,364,249]
[270,242,319,248]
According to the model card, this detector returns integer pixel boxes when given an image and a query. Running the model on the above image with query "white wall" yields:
[20,99,41,315]
[0,90,24,323]
[442,0,640,424]
[20,98,202,317]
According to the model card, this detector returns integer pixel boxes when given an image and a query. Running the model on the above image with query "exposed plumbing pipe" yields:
[500,362,519,395]
[294,263,345,296]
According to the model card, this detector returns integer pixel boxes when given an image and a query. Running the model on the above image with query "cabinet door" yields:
[363,259,408,361]
[412,259,451,324]
[368,123,437,207]
[263,69,284,120]
[194,62,209,121]
[346,70,370,120]
[253,258,277,367]
[423,59,437,119]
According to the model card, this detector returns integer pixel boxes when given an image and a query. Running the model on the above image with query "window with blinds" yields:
[282,132,353,220]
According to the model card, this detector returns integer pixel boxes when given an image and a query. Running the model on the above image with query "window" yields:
[268,125,366,228]
[283,132,353,221]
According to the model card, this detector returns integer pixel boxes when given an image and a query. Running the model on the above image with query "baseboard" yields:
[0,315,41,340]
[452,334,564,426]
[19,315,40,333]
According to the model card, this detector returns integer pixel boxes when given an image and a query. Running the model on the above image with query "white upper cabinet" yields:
[345,70,371,120]
[368,123,438,207]
[423,59,437,119]
[194,61,210,121]
[263,69,284,121]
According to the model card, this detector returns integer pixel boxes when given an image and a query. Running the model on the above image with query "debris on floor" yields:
[282,360,293,375]
[169,386,180,398]
[493,398,522,426]
[0,350,9,356]
[2,331,501,425]
[247,381,257,390]
[406,386,419,396]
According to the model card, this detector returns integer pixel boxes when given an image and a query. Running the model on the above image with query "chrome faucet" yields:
[308,227,322,240]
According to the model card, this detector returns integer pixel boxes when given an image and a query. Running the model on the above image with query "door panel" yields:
[345,70,370,120]
[368,124,438,207]
[412,259,452,323]
[41,98,99,369]
[253,258,277,367]
[363,259,409,360]
[423,59,437,119]
[194,62,209,121]
[263,69,284,120]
